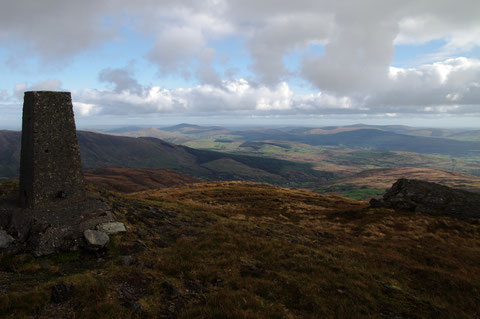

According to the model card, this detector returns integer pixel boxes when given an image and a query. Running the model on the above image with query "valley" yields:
[103,123,480,199]
[2,123,480,200]
[0,130,331,189]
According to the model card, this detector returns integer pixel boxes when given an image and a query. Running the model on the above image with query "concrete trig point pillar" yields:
[19,91,86,209]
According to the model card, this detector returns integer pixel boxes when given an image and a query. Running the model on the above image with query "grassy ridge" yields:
[1,181,479,318]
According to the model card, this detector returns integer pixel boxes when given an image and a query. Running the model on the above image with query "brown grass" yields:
[330,167,480,193]
[84,167,202,193]
[0,180,479,318]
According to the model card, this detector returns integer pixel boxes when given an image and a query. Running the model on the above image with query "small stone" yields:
[96,222,126,235]
[137,227,145,237]
[0,230,14,249]
[121,255,132,266]
[136,239,148,248]
[84,230,109,247]
[210,277,223,286]
[56,191,68,199]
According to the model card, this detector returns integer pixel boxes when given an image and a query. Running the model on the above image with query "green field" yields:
[180,138,480,177]
[316,186,386,200]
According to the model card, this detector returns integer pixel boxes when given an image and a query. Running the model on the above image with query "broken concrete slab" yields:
[84,229,110,247]
[1,196,115,256]
[96,221,126,235]
[0,230,14,249]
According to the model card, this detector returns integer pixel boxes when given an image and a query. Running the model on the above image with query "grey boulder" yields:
[96,222,126,235]
[84,230,109,247]
[0,230,14,249]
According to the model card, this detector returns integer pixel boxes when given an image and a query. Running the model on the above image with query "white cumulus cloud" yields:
[1,0,480,123]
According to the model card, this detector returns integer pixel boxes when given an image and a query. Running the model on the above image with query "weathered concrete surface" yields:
[0,91,122,256]
[370,178,480,219]
[97,222,126,235]
[1,195,115,256]
[0,230,14,248]
[84,229,110,247]
[19,91,86,209]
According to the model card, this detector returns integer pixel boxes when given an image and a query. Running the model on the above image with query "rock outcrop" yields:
[370,178,480,219]
[84,229,110,248]
[0,230,14,248]
[96,221,127,235]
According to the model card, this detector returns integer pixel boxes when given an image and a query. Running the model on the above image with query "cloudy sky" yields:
[1,0,479,129]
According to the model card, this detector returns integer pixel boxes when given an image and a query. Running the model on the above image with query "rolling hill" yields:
[112,124,480,157]
[0,130,332,187]
[108,127,188,144]
[161,123,232,138]
[0,130,21,178]
[234,128,480,156]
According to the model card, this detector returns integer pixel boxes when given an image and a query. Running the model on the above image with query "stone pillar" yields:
[19,91,86,209]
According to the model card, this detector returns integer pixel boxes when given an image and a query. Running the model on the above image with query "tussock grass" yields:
[0,181,479,318]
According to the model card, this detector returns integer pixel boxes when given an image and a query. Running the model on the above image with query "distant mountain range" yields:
[154,122,480,139]
[106,123,480,157]
[230,127,480,156]
[3,124,480,196]
[0,130,21,179]
[286,129,480,156]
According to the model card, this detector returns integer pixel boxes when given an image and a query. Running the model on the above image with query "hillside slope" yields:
[0,130,21,178]
[319,167,480,199]
[107,124,480,155]
[335,167,480,192]
[84,168,203,193]
[0,130,331,187]
[0,180,479,318]
[235,129,480,156]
